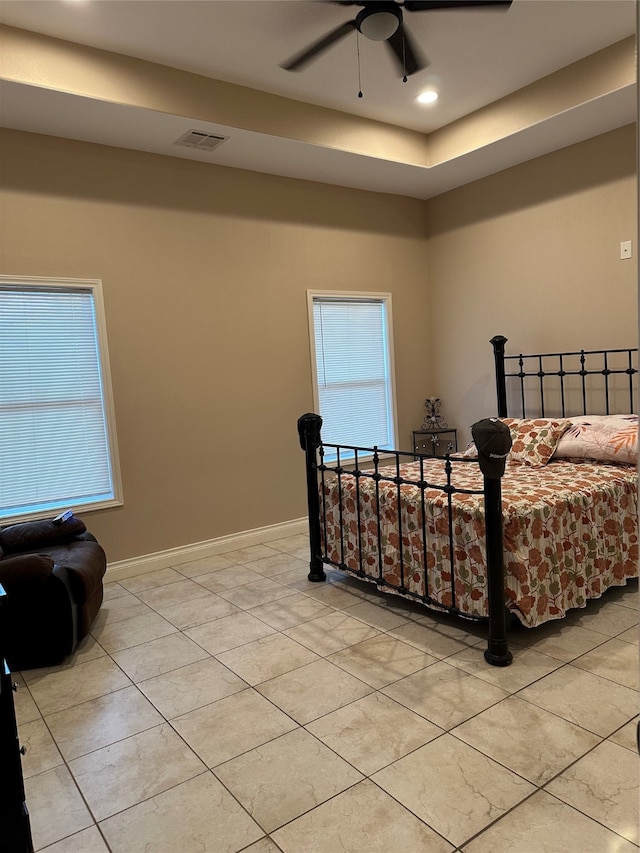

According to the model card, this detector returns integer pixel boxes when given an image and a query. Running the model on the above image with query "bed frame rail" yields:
[298,414,512,667]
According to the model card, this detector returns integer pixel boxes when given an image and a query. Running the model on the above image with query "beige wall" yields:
[426,124,638,446]
[1,123,636,563]
[0,129,431,562]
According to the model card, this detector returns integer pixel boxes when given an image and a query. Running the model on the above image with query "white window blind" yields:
[0,278,121,521]
[309,293,397,457]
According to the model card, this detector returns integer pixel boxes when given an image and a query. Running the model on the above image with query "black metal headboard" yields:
[491,335,638,419]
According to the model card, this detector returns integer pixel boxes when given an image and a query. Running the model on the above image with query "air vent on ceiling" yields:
[174,130,229,152]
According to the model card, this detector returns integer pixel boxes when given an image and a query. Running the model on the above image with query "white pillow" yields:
[553,414,637,465]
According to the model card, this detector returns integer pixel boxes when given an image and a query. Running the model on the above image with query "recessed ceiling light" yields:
[416,91,438,105]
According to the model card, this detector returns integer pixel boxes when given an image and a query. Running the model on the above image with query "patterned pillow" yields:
[553,415,638,465]
[501,417,572,467]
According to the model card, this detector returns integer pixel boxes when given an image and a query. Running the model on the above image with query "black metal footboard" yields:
[298,414,512,667]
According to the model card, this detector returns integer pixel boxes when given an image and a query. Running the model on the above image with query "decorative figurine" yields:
[421,397,448,430]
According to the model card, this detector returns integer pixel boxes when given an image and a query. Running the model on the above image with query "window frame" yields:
[307,290,399,459]
[0,275,123,523]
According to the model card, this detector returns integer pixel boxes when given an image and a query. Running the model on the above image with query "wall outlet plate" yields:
[620,241,632,259]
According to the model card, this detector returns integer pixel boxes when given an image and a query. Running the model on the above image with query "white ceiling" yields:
[0,0,637,198]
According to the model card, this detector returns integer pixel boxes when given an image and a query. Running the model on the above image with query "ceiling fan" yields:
[281,0,513,78]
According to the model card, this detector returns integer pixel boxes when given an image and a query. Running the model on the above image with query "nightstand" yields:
[412,428,458,457]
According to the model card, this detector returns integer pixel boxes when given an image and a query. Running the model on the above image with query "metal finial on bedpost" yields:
[297,413,326,583]
[491,335,508,418]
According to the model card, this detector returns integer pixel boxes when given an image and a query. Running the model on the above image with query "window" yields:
[0,276,122,522]
[308,291,398,458]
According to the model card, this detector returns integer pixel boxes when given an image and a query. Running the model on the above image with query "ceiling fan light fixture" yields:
[356,5,401,41]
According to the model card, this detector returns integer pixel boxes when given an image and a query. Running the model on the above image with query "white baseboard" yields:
[105,517,309,583]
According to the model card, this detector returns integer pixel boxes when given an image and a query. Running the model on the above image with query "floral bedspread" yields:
[320,458,638,627]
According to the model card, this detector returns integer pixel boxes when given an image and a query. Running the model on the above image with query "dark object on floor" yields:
[0,515,106,670]
[0,585,34,852]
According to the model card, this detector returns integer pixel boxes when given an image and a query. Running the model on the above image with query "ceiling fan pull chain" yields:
[356,30,363,98]
[402,32,408,83]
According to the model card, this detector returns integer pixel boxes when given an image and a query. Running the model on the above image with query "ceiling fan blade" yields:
[386,22,427,76]
[403,1,512,11]
[281,20,357,71]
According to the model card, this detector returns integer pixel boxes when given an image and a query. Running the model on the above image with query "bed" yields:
[298,335,638,666]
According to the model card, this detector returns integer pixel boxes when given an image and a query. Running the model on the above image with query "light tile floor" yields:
[13,534,639,852]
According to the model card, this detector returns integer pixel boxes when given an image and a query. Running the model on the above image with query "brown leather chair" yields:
[0,515,106,670]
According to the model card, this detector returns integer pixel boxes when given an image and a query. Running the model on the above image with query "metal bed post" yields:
[486,336,513,664]
[297,413,326,583]
[483,478,513,666]
[491,335,508,418]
